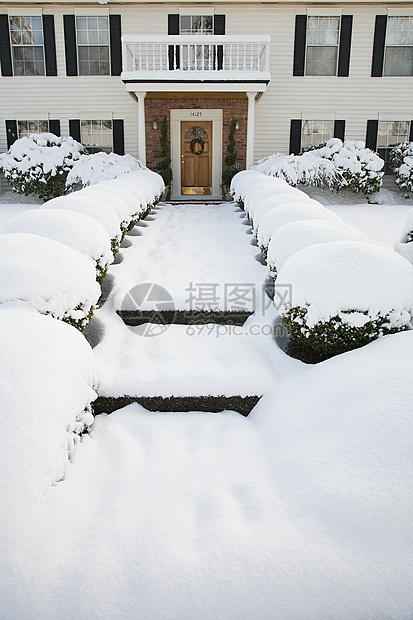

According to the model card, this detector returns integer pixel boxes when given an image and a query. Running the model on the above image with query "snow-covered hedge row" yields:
[276,241,413,361]
[0,133,86,201]
[251,139,384,198]
[0,304,96,528]
[394,206,413,266]
[389,142,413,196]
[1,170,164,327]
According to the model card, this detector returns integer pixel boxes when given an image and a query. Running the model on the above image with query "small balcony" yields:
[121,35,271,90]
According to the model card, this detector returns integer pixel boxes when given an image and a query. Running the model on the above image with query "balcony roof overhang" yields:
[122,70,270,93]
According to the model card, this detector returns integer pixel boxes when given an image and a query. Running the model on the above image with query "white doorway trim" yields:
[170,108,223,199]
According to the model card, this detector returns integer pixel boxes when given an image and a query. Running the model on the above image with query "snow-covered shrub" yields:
[79,186,132,237]
[267,219,367,279]
[394,206,413,265]
[277,240,413,361]
[0,233,101,329]
[252,150,339,189]
[97,181,142,229]
[253,139,384,198]
[389,142,413,196]
[41,192,122,253]
[65,151,144,191]
[3,208,113,283]
[252,194,322,232]
[230,170,288,208]
[116,169,165,217]
[0,133,86,201]
[258,203,341,258]
[0,303,96,524]
[243,182,300,219]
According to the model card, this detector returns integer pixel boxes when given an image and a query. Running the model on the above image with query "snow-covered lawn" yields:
[1,185,413,619]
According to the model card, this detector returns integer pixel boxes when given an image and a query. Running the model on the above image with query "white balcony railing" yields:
[121,35,270,77]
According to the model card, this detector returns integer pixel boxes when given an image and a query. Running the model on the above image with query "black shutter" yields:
[0,15,12,76]
[42,15,57,76]
[337,15,352,77]
[214,15,225,70]
[64,15,78,76]
[371,15,387,77]
[293,15,307,76]
[112,119,124,155]
[290,119,302,155]
[409,122,413,143]
[366,120,378,151]
[69,119,81,143]
[6,120,18,148]
[334,120,346,141]
[48,119,60,136]
[168,14,180,70]
[110,15,122,76]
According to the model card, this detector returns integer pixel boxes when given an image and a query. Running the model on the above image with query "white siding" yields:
[1,3,413,164]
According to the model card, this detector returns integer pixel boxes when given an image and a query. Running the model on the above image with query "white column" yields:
[136,91,147,166]
[246,91,256,169]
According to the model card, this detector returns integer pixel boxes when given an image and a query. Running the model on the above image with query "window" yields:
[377,120,411,172]
[305,16,340,76]
[81,120,112,153]
[302,120,334,149]
[180,15,213,35]
[179,15,214,70]
[384,16,413,76]
[9,16,45,75]
[18,120,49,138]
[76,16,110,75]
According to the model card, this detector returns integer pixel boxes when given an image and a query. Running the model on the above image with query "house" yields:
[1,0,413,199]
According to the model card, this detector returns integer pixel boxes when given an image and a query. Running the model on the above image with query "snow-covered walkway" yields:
[93,202,301,401]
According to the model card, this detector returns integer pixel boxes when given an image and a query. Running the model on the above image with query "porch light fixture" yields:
[235,120,240,130]
[152,120,158,130]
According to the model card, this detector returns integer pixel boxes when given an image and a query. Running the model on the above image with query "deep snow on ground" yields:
[1,185,413,619]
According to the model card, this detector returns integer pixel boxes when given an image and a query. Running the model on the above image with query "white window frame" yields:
[302,120,334,149]
[76,15,110,76]
[383,16,413,76]
[9,15,45,76]
[80,119,113,153]
[377,120,411,172]
[305,16,340,76]
[17,120,49,138]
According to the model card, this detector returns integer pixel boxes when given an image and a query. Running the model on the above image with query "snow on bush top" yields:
[0,133,84,177]
[77,186,131,229]
[3,208,112,270]
[267,220,368,273]
[65,152,145,189]
[230,170,290,203]
[258,204,341,250]
[244,183,300,216]
[276,240,413,328]
[252,195,323,231]
[252,139,384,196]
[41,193,122,242]
[0,303,96,522]
[253,150,339,188]
[0,233,101,325]
[95,181,142,220]
[126,169,165,199]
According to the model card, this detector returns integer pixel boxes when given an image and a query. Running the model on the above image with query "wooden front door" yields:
[181,121,212,195]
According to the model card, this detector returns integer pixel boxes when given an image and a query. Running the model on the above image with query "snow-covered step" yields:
[92,394,260,417]
[116,308,253,326]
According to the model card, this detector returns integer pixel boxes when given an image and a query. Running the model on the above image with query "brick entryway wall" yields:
[145,92,248,174]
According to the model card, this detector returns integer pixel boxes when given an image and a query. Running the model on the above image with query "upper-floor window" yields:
[9,16,45,75]
[180,15,213,35]
[81,120,112,153]
[302,120,334,148]
[305,16,340,76]
[383,16,413,76]
[18,120,49,137]
[76,16,110,75]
